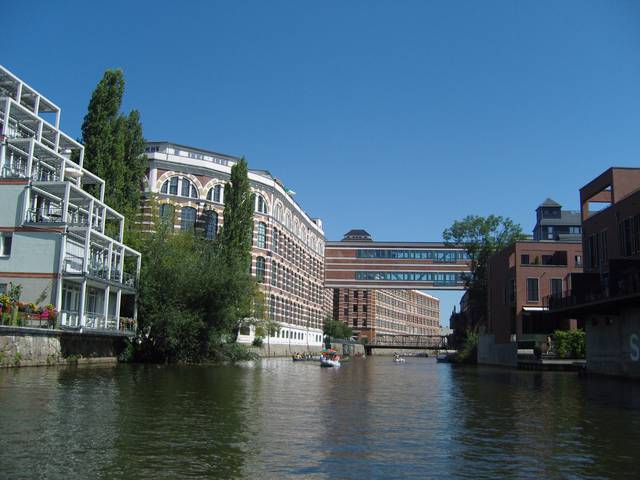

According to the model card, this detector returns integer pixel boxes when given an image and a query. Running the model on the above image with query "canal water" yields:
[2,357,640,479]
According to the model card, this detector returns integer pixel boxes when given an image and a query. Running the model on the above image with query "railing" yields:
[122,272,136,287]
[83,312,105,329]
[60,310,80,328]
[31,164,60,182]
[63,253,85,274]
[26,207,65,223]
[1,160,28,178]
[88,262,109,279]
[545,273,640,310]
[119,317,137,333]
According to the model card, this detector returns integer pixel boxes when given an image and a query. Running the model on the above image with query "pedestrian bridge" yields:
[324,230,471,290]
[364,334,448,354]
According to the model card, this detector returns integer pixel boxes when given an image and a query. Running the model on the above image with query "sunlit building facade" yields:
[140,142,326,349]
[332,287,440,340]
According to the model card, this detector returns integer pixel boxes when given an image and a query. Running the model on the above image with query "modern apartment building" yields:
[141,141,326,349]
[547,167,640,377]
[0,65,140,333]
[487,240,583,345]
[332,287,440,341]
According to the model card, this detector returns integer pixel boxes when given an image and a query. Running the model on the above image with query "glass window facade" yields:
[354,271,465,285]
[356,249,469,262]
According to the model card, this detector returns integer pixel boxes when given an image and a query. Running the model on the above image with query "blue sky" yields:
[5,0,640,322]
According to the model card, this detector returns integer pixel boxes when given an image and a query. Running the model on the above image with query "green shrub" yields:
[554,329,585,358]
[252,337,264,348]
[456,330,478,363]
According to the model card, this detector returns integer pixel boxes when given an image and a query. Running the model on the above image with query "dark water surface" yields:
[2,357,640,479]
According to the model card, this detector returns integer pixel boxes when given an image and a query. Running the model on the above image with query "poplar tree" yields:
[207,158,259,339]
[80,69,145,222]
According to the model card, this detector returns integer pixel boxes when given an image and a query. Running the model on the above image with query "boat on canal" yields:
[320,348,341,367]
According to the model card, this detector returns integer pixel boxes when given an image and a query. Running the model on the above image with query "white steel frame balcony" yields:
[58,228,141,333]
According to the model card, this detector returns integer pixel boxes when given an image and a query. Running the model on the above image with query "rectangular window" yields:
[363,305,368,313]
[169,177,179,195]
[0,283,7,295]
[0,233,12,256]
[353,305,358,313]
[343,308,348,318]
[527,278,539,302]
[354,291,359,299]
[551,278,563,297]
[521,254,530,265]
[575,255,582,267]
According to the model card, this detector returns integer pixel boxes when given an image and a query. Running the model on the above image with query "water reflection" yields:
[2,359,640,479]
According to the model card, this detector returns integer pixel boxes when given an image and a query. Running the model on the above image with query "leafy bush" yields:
[456,330,478,363]
[554,329,585,358]
[252,337,264,348]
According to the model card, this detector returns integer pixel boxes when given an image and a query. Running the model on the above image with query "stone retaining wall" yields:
[0,326,127,368]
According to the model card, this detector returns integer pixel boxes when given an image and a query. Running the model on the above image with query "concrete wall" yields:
[586,307,640,378]
[0,184,27,226]
[478,334,517,367]
[0,326,126,367]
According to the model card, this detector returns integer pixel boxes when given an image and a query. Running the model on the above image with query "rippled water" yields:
[2,357,640,479]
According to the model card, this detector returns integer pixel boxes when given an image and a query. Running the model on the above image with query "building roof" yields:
[342,229,373,241]
[537,209,581,226]
[538,197,562,208]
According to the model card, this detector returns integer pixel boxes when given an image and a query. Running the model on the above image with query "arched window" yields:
[181,206,196,232]
[204,210,218,240]
[206,184,223,203]
[158,204,174,225]
[274,203,283,222]
[271,261,278,286]
[285,211,292,230]
[255,222,267,249]
[293,218,299,237]
[254,194,268,214]
[161,176,198,198]
[255,256,265,283]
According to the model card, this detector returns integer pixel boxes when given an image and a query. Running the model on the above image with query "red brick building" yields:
[332,287,440,341]
[487,240,583,345]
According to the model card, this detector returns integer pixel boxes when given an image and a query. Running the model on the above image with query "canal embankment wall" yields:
[0,326,126,367]
[477,334,517,367]
[586,306,640,378]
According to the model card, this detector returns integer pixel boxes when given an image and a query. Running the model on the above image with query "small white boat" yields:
[393,357,406,363]
[320,356,341,368]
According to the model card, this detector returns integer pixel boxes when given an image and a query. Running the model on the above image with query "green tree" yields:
[80,69,145,227]
[207,158,258,341]
[443,215,526,329]
[323,315,353,339]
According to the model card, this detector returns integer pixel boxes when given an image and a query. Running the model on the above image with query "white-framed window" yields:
[0,233,12,257]
[254,194,268,214]
[206,184,223,203]
[160,176,198,198]
[256,222,267,249]
[255,256,266,283]
[181,207,197,232]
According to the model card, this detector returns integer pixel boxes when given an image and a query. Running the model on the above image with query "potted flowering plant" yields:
[44,304,57,329]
